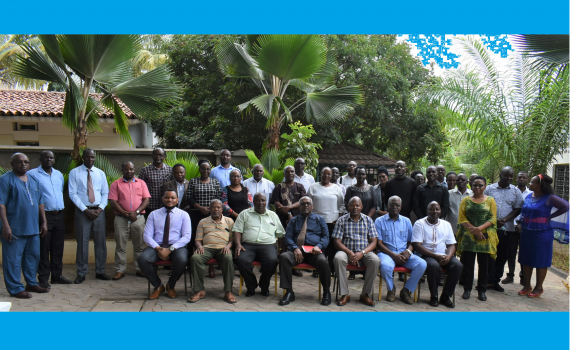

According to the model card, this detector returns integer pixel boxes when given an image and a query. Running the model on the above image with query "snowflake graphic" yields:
[480,34,514,58]
[404,34,460,69]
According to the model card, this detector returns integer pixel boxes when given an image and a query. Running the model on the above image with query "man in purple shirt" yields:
[138,190,192,300]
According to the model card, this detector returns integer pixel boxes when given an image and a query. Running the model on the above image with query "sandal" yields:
[518,287,532,296]
[528,290,544,298]
[187,291,206,303]
[224,292,238,303]
[348,273,355,280]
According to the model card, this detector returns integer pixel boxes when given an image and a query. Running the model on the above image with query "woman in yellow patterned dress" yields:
[457,176,498,302]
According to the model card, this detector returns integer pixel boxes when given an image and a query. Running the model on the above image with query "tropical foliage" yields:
[423,36,569,179]
[243,149,295,185]
[12,35,179,162]
[0,35,46,89]
[279,121,321,173]
[215,35,364,149]
[163,150,203,179]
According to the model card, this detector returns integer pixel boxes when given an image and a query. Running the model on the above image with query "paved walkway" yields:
[1,263,568,312]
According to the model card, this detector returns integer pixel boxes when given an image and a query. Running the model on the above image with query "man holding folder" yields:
[278,196,331,306]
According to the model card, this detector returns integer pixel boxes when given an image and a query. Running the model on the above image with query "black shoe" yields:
[52,276,73,284]
[462,290,471,300]
[74,275,85,284]
[321,292,332,306]
[438,277,444,286]
[493,284,505,292]
[39,281,51,289]
[245,289,255,297]
[439,294,455,308]
[398,273,405,282]
[429,296,439,307]
[420,276,426,283]
[478,292,487,301]
[312,271,319,278]
[260,288,270,297]
[279,291,295,305]
[95,273,112,281]
[292,269,303,277]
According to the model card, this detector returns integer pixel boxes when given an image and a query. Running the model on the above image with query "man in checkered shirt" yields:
[332,196,380,307]
[139,148,173,215]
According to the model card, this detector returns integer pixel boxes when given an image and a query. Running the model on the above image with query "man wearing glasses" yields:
[0,153,48,298]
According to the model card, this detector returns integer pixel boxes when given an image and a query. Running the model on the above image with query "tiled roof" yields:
[318,143,397,167]
[0,89,137,118]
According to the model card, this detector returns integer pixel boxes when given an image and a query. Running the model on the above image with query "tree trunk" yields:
[72,113,88,164]
[266,119,281,150]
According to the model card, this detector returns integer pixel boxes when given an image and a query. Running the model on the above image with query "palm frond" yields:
[510,35,569,66]
[305,85,364,124]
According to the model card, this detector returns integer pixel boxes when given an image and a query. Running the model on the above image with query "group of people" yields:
[1,148,567,309]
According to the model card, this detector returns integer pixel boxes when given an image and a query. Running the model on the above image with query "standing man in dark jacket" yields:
[413,165,450,219]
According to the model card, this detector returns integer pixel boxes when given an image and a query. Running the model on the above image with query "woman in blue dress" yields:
[518,174,568,298]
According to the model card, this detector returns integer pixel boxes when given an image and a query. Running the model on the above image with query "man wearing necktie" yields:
[278,196,331,306]
[138,190,192,299]
[68,149,110,284]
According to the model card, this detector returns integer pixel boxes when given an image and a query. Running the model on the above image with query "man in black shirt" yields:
[413,165,450,219]
[384,161,416,218]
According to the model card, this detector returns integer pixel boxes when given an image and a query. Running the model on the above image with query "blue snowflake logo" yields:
[480,34,514,58]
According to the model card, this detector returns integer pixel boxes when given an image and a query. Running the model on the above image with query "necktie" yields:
[162,209,172,248]
[87,169,95,204]
[297,216,308,248]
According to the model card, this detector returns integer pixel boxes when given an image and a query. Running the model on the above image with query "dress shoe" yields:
[96,273,112,281]
[12,291,32,299]
[25,284,49,293]
[492,284,504,292]
[400,287,414,305]
[321,292,332,306]
[260,288,270,296]
[312,271,319,278]
[74,275,85,284]
[112,272,125,281]
[462,290,471,299]
[501,276,513,284]
[149,285,165,300]
[52,276,73,284]
[166,284,177,299]
[386,287,396,302]
[188,290,206,303]
[398,273,405,282]
[359,294,375,306]
[337,294,351,306]
[429,296,439,307]
[39,281,51,289]
[478,292,487,301]
[292,269,303,277]
[135,271,145,278]
[245,289,256,297]
[279,291,295,305]
[439,294,455,308]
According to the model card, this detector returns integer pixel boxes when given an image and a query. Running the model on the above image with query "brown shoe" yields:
[166,284,177,299]
[337,294,351,306]
[501,276,513,284]
[386,287,396,302]
[224,291,237,304]
[359,293,375,306]
[149,284,165,300]
[112,272,125,281]
[188,290,206,303]
[25,284,49,293]
[136,271,145,278]
[400,287,414,305]
[12,291,32,299]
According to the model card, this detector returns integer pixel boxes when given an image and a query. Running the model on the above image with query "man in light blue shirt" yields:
[242,164,275,209]
[210,149,237,189]
[376,195,427,304]
[68,149,110,284]
[28,150,72,288]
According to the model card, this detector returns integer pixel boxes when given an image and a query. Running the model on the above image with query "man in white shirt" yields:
[338,161,366,187]
[448,173,473,235]
[243,164,275,209]
[291,158,315,190]
[412,201,463,308]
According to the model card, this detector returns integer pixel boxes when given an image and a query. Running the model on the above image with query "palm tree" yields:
[509,34,569,68]
[0,35,46,89]
[215,35,364,149]
[13,35,179,162]
[423,36,568,178]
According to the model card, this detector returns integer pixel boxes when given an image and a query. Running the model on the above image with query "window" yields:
[554,164,569,201]
[13,123,39,131]
[16,141,39,146]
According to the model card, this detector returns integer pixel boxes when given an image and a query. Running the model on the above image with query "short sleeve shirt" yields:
[0,171,45,236]
[484,183,524,231]
[233,208,285,244]
[196,216,234,249]
[412,218,456,255]
[331,213,378,252]
[108,177,151,215]
[375,214,413,253]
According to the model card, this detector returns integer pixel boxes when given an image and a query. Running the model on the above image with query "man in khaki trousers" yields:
[108,161,151,280]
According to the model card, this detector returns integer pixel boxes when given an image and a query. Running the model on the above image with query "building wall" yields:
[547,150,569,178]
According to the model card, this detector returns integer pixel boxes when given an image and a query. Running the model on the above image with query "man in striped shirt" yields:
[188,199,237,304]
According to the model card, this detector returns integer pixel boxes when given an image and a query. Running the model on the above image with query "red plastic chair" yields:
[333,264,369,301]
[147,260,188,298]
[283,263,322,300]
[238,261,278,296]
[377,266,420,302]
[417,268,456,304]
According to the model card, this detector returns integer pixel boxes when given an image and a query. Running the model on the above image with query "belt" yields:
[86,205,100,210]
[46,210,63,215]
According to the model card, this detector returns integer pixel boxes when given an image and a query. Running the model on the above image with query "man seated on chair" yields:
[138,190,192,300]
[279,196,331,306]
[376,196,427,304]
[412,201,463,308]
[234,192,285,297]
[188,199,237,304]
[332,196,380,307]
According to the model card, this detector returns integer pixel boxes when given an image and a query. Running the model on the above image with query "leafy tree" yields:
[0,35,45,89]
[13,35,179,162]
[279,121,321,173]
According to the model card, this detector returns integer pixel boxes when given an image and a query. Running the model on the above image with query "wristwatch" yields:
[169,245,176,252]
[405,249,413,256]
[361,250,366,255]
[136,210,140,215]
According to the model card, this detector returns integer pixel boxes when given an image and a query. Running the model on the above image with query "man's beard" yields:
[164,204,177,210]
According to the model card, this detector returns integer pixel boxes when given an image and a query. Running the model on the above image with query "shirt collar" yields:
[348,213,365,222]
[36,166,53,175]
[122,177,137,183]
[252,208,269,216]
[81,164,95,172]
